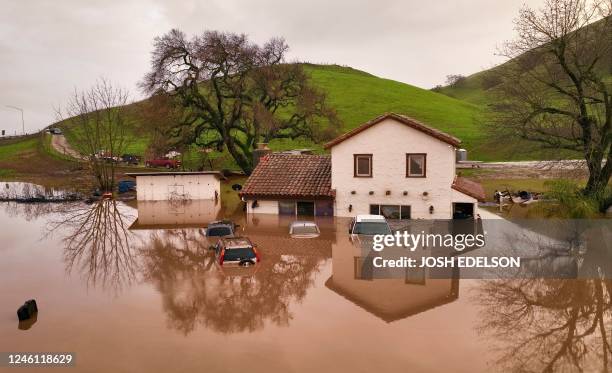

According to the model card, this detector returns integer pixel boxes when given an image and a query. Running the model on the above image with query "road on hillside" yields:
[50,134,85,160]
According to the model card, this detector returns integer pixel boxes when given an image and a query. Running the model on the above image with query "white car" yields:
[348,214,392,236]
[289,221,320,238]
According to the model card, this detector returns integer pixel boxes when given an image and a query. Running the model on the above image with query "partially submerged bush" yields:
[540,180,601,218]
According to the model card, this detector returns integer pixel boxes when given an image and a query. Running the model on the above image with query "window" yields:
[406,154,426,177]
[354,154,372,177]
[370,204,411,220]
[279,200,319,216]
[400,205,411,219]
[278,200,296,215]
[380,205,400,219]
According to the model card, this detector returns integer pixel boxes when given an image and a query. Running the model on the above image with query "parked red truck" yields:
[145,157,181,169]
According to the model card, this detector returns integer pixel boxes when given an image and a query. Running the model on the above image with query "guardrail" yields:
[0,133,40,143]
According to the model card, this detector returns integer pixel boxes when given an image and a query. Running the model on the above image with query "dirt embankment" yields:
[0,135,90,190]
[50,134,84,159]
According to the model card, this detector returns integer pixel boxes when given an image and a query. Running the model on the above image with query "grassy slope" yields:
[302,65,486,157]
[436,71,493,105]
[60,102,151,157]
[439,17,612,106]
[0,135,87,187]
[438,66,611,160]
[57,64,495,167]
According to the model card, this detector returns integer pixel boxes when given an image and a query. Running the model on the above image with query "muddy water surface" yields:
[0,200,610,373]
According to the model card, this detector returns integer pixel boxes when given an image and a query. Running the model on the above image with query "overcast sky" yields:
[0,0,545,134]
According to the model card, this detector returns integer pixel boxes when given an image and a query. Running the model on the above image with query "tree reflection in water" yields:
[48,200,137,293]
[140,230,326,335]
[3,201,61,221]
[477,278,612,372]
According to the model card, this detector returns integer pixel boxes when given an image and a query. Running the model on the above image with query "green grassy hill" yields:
[437,17,611,106]
[435,70,494,106]
[58,64,496,167]
[302,64,484,154]
[61,61,605,166]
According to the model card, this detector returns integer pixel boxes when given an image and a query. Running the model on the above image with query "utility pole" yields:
[5,105,25,135]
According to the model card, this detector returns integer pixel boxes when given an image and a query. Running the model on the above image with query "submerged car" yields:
[349,214,392,236]
[214,237,260,267]
[203,220,236,238]
[289,221,320,238]
[121,154,140,165]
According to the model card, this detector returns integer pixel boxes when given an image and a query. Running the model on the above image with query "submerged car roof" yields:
[208,220,234,226]
[355,214,386,222]
[220,237,253,248]
[290,221,318,227]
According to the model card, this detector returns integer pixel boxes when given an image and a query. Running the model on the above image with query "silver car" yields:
[289,221,320,238]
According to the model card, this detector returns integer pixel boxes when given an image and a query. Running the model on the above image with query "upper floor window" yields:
[406,153,426,177]
[354,154,372,177]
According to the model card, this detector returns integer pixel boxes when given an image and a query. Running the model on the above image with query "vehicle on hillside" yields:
[214,237,260,267]
[91,150,120,163]
[348,215,392,236]
[49,128,62,135]
[165,150,181,159]
[289,221,320,238]
[145,157,181,169]
[121,154,140,165]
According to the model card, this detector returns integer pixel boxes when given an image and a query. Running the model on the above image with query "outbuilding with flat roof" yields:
[126,171,224,201]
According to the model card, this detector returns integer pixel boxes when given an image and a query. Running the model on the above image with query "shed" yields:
[125,171,224,201]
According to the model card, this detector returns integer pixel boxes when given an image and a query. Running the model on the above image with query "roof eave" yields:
[324,112,461,149]
[240,193,335,200]
[451,177,486,202]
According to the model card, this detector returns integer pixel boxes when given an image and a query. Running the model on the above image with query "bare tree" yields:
[47,200,137,294]
[59,79,131,191]
[138,93,184,160]
[490,0,612,197]
[477,278,612,372]
[140,30,340,174]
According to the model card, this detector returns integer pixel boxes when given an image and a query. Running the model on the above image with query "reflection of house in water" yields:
[129,199,222,230]
[325,235,459,323]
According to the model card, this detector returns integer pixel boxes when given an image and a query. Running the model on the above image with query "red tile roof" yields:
[452,176,486,202]
[324,113,461,149]
[240,154,333,199]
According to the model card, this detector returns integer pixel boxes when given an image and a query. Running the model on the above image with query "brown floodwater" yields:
[0,199,610,373]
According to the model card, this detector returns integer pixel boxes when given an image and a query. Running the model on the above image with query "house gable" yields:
[328,114,460,218]
[324,113,461,149]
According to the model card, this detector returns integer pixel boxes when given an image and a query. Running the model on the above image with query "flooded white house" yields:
[241,113,485,218]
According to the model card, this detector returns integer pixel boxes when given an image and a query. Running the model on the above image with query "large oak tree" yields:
[141,30,340,174]
[490,0,611,197]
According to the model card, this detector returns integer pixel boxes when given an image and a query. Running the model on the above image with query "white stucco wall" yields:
[246,199,278,214]
[135,199,222,225]
[331,118,463,219]
[135,174,220,201]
